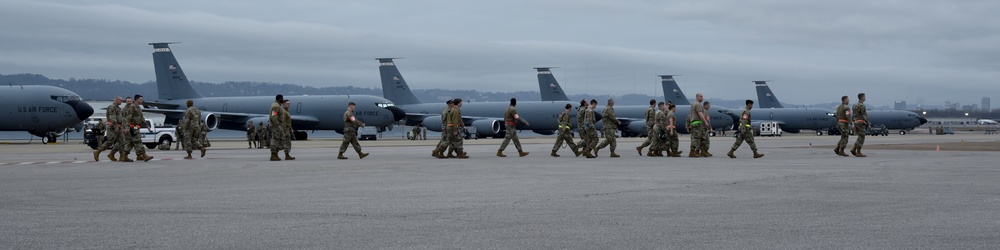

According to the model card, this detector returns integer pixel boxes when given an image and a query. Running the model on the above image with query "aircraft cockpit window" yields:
[376,102,395,108]
[827,112,835,116]
[50,95,78,102]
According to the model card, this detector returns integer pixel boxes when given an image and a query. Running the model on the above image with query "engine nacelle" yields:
[420,116,445,132]
[626,122,648,137]
[201,112,219,131]
[471,119,501,137]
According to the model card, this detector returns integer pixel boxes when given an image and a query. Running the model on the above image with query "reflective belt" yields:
[505,121,516,125]
[838,119,849,123]
[690,120,703,126]
[558,124,569,129]
[447,124,458,127]
[744,124,751,128]
[855,120,866,123]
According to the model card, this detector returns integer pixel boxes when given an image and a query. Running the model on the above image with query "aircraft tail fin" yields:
[659,75,691,105]
[377,58,422,105]
[754,81,783,108]
[535,67,570,101]
[149,42,204,100]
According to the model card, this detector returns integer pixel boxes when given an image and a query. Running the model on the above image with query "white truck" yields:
[758,122,783,137]
[138,119,178,149]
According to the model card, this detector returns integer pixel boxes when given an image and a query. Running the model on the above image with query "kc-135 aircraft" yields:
[141,43,404,139]
[378,58,574,138]
[0,85,94,143]
[754,81,927,135]
[535,68,736,135]
[658,78,836,134]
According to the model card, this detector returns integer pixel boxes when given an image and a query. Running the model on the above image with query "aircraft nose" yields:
[917,116,928,125]
[385,106,406,121]
[68,100,94,121]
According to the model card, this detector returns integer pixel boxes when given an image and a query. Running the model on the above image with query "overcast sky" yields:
[2,0,998,107]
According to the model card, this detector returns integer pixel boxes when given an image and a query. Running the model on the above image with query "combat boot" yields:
[432,149,440,158]
[609,151,620,158]
[636,146,643,156]
[456,151,469,159]
[753,150,764,158]
[855,149,866,157]
[121,154,134,162]
[358,152,369,159]
[337,153,348,160]
[702,151,713,157]
[836,148,849,157]
[518,151,529,157]
[270,152,281,161]
[550,150,560,157]
[573,148,582,157]
[434,151,448,159]
[107,151,117,161]
[593,148,599,158]
[688,150,700,158]
[673,150,683,157]
[727,149,736,158]
[496,150,506,157]
[184,152,194,160]
[646,149,655,157]
[200,148,207,158]
[285,152,295,160]
[654,150,664,157]
[93,150,101,162]
[447,149,456,158]
[850,147,859,156]
[142,154,154,162]
[582,149,596,158]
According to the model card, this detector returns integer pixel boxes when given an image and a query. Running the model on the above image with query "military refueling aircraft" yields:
[1,85,94,143]
[378,59,574,138]
[535,69,736,135]
[754,81,927,135]
[142,43,405,139]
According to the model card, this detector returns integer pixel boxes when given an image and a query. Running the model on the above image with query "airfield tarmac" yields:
[1,133,998,249]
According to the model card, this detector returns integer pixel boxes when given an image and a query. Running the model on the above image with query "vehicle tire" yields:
[899,130,906,135]
[145,143,156,149]
[158,137,172,150]
[816,131,822,136]
[709,131,716,137]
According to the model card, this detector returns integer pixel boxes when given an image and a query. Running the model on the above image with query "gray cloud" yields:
[1,0,997,107]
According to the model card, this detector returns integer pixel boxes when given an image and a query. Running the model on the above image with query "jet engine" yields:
[201,112,219,131]
[420,116,445,132]
[625,122,648,137]
[471,119,501,137]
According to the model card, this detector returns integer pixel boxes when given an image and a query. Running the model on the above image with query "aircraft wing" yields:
[143,101,182,110]
[141,108,320,126]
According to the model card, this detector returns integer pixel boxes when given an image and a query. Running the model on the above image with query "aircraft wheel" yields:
[816,131,823,136]
[899,130,906,135]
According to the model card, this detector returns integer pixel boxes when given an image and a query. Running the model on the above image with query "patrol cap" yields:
[348,102,356,106]
[746,99,754,105]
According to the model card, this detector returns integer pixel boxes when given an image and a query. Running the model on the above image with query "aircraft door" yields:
[296,102,302,114]
[223,103,228,112]
[769,112,774,120]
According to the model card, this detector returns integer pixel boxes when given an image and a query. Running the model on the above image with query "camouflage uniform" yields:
[97,103,122,153]
[123,102,149,160]
[182,106,204,156]
[447,106,466,157]
[648,109,666,155]
[583,107,599,155]
[258,123,266,149]
[596,106,619,155]
[689,103,707,156]
[200,122,210,148]
[434,106,451,157]
[835,103,851,155]
[94,122,106,146]
[281,107,292,154]
[577,105,588,146]
[260,124,270,149]
[499,106,526,154]
[269,102,286,154]
[666,110,680,155]
[851,101,869,156]
[551,109,579,156]
[636,106,657,154]
[247,123,256,148]
[730,109,759,153]
[340,109,364,155]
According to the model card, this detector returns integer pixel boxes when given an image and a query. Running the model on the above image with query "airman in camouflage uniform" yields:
[182,99,205,159]
[551,103,580,157]
[433,100,454,158]
[123,95,153,162]
[93,96,123,161]
[689,93,711,157]
[595,98,621,158]
[268,95,286,161]
[448,98,469,158]
[258,122,266,149]
[851,93,870,157]
[665,104,682,157]
[576,99,591,157]
[281,100,293,160]
[247,121,256,149]
[581,99,599,158]
[647,102,666,157]
[93,119,106,146]
[835,95,851,157]
[339,102,369,160]
[498,98,530,157]
[635,99,657,156]
[702,101,713,157]
[728,100,764,158]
